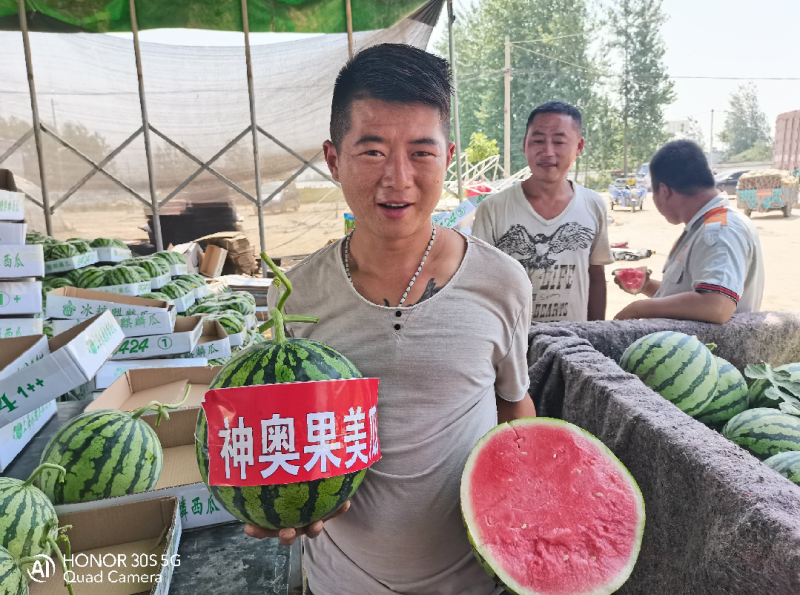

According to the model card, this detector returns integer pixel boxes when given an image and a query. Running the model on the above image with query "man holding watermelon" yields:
[247,44,536,595]
[614,140,764,323]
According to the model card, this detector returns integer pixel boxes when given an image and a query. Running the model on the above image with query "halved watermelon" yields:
[461,418,645,595]
[612,266,650,295]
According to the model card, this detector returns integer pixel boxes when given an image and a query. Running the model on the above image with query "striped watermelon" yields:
[695,357,749,427]
[76,267,107,289]
[65,239,92,255]
[43,242,78,261]
[0,464,75,594]
[161,282,189,300]
[620,331,719,415]
[61,268,85,285]
[37,395,188,504]
[0,545,27,595]
[763,451,800,484]
[748,379,775,409]
[172,278,195,294]
[122,258,163,279]
[213,295,255,316]
[722,408,800,460]
[140,292,171,302]
[152,251,186,266]
[90,238,128,250]
[106,265,141,286]
[130,266,151,282]
[26,232,51,245]
[195,252,369,529]
[205,310,246,335]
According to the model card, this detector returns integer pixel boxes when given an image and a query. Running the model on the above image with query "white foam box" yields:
[0,221,26,245]
[95,280,152,297]
[176,320,230,360]
[110,316,203,361]
[54,408,235,530]
[94,357,209,391]
[0,280,42,315]
[0,399,56,472]
[0,244,44,278]
[0,311,124,426]
[34,497,182,595]
[245,313,257,330]
[93,246,133,263]
[46,287,176,337]
[0,316,43,337]
[43,250,99,275]
[193,283,211,300]
[169,263,188,277]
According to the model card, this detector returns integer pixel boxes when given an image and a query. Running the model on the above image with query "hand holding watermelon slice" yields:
[612,266,651,295]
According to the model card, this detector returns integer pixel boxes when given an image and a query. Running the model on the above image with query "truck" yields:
[774,110,800,173]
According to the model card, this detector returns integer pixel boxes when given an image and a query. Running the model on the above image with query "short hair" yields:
[526,101,583,133]
[330,44,452,148]
[650,140,715,194]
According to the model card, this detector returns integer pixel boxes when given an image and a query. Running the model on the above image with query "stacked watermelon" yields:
[152,251,187,268]
[0,464,76,595]
[90,238,128,250]
[195,252,369,530]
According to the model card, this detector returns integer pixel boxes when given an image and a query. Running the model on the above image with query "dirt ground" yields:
[54,191,799,316]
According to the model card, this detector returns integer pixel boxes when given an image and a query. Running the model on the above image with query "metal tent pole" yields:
[346,0,354,58]
[17,0,53,235]
[130,0,164,251]
[447,0,463,199]
[241,0,268,276]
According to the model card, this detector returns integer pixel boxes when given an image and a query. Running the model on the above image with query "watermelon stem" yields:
[131,385,191,425]
[24,463,66,487]
[259,252,319,344]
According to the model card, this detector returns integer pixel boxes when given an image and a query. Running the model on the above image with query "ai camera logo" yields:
[26,553,56,583]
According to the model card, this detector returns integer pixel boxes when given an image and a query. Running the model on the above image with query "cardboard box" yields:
[35,497,182,595]
[0,316,43,337]
[0,311,124,426]
[228,328,246,347]
[170,242,201,274]
[111,316,203,361]
[193,283,211,299]
[55,409,236,530]
[95,280,152,297]
[0,280,42,315]
[0,399,56,472]
[200,244,227,278]
[177,321,230,360]
[151,273,171,290]
[94,358,209,391]
[0,169,24,221]
[168,290,195,314]
[93,246,133,263]
[46,287,176,337]
[196,231,251,253]
[44,250,99,275]
[0,221,26,245]
[88,366,222,413]
[0,244,44,278]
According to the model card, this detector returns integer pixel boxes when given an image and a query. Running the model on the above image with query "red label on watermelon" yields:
[203,378,381,487]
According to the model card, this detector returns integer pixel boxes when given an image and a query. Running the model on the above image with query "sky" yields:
[113,0,800,152]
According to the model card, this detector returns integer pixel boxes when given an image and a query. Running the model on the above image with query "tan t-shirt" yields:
[472,182,614,322]
[268,233,532,595]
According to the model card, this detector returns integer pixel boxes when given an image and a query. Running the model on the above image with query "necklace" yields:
[344,223,437,308]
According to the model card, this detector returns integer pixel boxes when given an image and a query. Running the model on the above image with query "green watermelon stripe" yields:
[624,332,679,372]
[675,346,715,415]
[641,334,694,385]
[89,416,138,500]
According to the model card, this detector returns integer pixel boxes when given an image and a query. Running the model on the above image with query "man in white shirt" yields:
[614,140,764,323]
[472,101,613,323]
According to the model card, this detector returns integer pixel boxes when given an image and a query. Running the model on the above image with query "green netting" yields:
[0,0,429,33]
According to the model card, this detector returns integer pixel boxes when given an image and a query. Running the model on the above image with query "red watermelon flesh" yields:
[461,419,645,595]
[613,267,648,294]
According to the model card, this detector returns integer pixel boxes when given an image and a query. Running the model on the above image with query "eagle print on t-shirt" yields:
[495,222,595,321]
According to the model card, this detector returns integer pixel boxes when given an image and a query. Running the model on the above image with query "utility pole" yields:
[622,0,629,177]
[447,0,463,199]
[504,36,511,178]
[709,109,715,171]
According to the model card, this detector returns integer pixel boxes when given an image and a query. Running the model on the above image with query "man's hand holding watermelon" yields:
[244,501,351,546]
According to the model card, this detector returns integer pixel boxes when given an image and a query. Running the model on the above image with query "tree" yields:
[436,0,600,173]
[671,117,705,147]
[719,83,771,158]
[465,132,499,165]
[608,0,675,172]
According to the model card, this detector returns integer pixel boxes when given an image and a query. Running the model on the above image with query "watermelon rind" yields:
[461,418,646,595]
[39,410,163,504]
[195,338,368,529]
[620,331,718,416]
[763,451,800,484]
[722,408,800,460]
[695,357,749,427]
[0,546,27,595]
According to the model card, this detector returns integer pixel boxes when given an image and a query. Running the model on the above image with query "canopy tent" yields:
[0,0,465,261]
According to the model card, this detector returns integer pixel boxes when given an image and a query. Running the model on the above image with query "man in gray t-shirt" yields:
[247,44,535,595]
